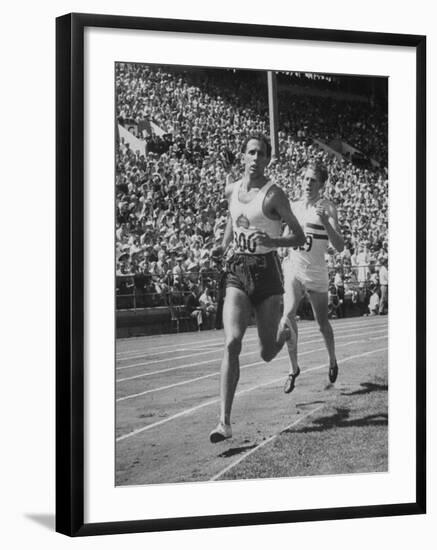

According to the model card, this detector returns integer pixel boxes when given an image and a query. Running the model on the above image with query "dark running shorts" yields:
[225,251,284,306]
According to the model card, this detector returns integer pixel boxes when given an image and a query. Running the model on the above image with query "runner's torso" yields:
[287,199,329,270]
[229,179,281,255]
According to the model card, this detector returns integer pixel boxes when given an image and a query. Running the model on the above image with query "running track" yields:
[115,315,388,485]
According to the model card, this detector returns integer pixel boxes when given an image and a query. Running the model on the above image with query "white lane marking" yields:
[116,317,388,358]
[117,339,225,361]
[117,336,225,358]
[116,347,388,442]
[116,334,387,401]
[117,318,387,360]
[178,345,224,352]
[116,351,257,384]
[210,405,325,481]
[116,322,388,372]
[117,348,220,370]
[116,328,388,382]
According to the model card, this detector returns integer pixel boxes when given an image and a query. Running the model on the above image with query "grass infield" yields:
[220,373,388,480]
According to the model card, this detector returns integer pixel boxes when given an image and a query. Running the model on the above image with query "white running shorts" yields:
[282,257,329,294]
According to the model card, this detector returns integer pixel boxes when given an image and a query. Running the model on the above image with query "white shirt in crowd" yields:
[369,292,380,313]
[379,265,388,285]
[199,291,214,308]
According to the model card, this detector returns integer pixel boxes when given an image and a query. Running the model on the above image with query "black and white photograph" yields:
[1,0,433,545]
[114,62,389,486]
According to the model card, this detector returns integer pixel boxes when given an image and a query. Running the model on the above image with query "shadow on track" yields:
[218,444,257,458]
[341,382,388,396]
[283,407,388,434]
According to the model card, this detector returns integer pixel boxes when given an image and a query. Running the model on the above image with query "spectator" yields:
[334,268,345,317]
[368,285,380,316]
[378,258,388,315]
[199,286,217,329]
[328,285,341,319]
[353,244,370,284]
[185,282,204,330]
[356,284,368,317]
[115,63,388,316]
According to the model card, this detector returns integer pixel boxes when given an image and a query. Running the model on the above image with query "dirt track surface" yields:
[115,316,388,485]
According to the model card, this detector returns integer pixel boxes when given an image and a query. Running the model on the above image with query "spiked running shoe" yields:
[209,422,232,443]
[329,360,339,384]
[284,366,301,394]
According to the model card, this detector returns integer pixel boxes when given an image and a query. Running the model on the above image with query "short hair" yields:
[305,160,329,185]
[241,134,272,159]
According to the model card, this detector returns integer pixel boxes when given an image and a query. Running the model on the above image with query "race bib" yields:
[293,234,313,252]
[233,228,260,254]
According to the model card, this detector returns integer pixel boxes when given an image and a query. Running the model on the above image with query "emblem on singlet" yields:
[236,214,250,229]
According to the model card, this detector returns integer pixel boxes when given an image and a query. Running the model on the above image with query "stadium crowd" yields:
[115,63,389,318]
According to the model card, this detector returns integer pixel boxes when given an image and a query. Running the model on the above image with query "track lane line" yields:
[116,323,388,374]
[116,346,388,442]
[211,339,390,480]
[117,348,220,370]
[116,318,388,359]
[116,334,388,401]
[116,328,388,383]
[210,405,325,481]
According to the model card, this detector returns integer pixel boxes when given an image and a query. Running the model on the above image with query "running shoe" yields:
[209,422,232,443]
[284,366,301,394]
[329,360,339,383]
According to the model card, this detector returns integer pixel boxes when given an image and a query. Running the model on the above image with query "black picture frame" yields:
[56,12,426,537]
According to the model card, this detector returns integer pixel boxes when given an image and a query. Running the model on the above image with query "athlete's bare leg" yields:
[308,290,337,369]
[282,277,304,375]
[219,287,252,427]
[254,294,292,362]
[211,289,291,442]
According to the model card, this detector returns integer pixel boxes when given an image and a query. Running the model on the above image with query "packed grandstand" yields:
[115,63,388,316]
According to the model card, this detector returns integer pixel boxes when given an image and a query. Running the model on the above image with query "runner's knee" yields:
[224,336,242,357]
[260,345,276,363]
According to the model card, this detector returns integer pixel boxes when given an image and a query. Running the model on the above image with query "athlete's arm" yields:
[316,201,344,252]
[214,181,235,255]
[278,223,290,258]
[221,214,233,250]
[256,187,305,248]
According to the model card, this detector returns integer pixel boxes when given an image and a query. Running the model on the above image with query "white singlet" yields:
[229,180,281,255]
[283,199,329,293]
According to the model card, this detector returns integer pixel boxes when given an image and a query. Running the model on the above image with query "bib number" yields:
[293,234,313,252]
[234,231,258,253]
